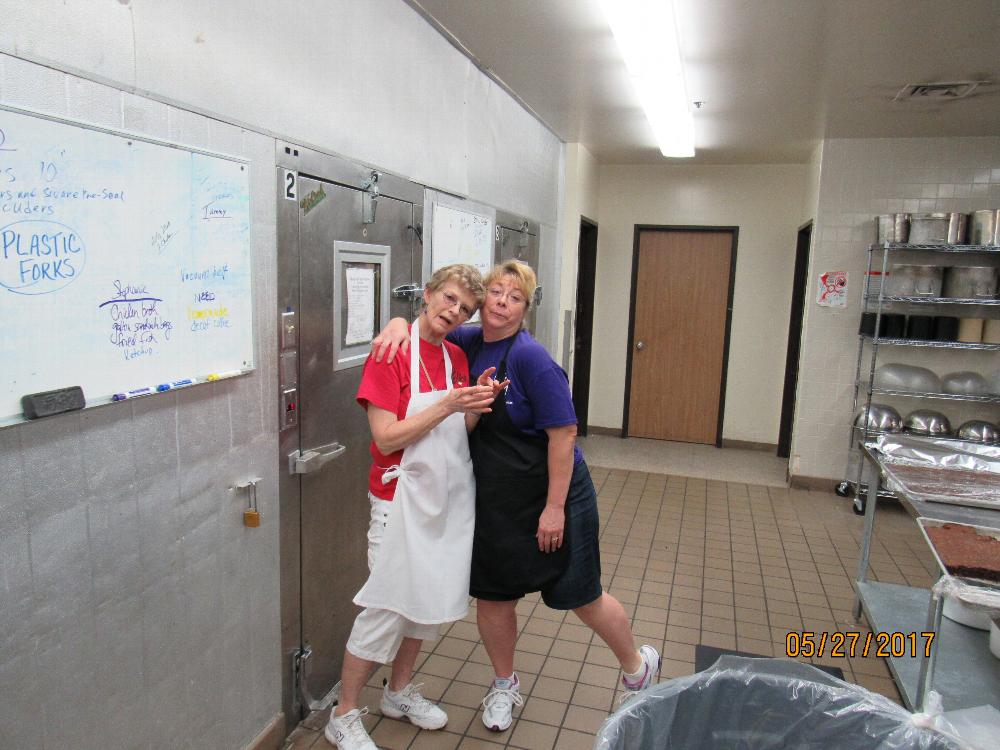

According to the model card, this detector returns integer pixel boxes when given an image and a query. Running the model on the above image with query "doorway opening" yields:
[623,226,738,446]
[572,217,598,434]
[777,221,812,458]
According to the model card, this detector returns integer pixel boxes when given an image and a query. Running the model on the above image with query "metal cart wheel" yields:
[835,481,851,497]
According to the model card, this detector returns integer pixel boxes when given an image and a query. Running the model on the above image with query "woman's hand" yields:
[476,366,510,397]
[536,504,565,553]
[444,384,495,415]
[371,317,411,363]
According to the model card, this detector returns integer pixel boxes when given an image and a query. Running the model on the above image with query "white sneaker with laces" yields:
[324,707,377,750]
[621,644,661,693]
[481,674,523,732]
[380,682,448,730]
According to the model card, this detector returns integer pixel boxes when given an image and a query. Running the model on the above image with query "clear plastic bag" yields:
[932,575,1000,613]
[594,656,969,750]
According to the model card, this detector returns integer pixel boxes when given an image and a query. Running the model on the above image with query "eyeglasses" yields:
[487,286,526,306]
[441,290,475,320]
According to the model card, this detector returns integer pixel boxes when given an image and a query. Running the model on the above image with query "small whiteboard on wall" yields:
[0,105,253,425]
[431,203,493,274]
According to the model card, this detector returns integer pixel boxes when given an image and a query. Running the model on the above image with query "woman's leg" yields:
[476,599,519,677]
[335,649,378,717]
[388,637,422,691]
[572,592,642,674]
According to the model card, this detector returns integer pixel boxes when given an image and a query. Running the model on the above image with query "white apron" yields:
[353,319,476,624]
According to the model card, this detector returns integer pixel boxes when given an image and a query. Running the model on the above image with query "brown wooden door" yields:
[627,228,735,444]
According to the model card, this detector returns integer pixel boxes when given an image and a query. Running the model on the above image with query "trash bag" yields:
[594,656,966,750]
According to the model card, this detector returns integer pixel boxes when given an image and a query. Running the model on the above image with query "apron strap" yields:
[411,315,454,393]
[380,464,403,484]
[497,332,519,383]
[468,330,520,382]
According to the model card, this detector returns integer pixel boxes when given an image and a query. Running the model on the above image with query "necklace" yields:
[418,355,436,391]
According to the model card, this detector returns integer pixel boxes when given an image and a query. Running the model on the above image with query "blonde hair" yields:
[425,263,486,306]
[484,260,537,311]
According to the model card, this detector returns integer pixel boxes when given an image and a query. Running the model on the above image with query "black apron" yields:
[468,332,569,597]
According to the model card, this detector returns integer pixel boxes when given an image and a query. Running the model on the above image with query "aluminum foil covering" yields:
[874,434,1000,509]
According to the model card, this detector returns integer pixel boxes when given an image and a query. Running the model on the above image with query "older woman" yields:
[326,264,501,750]
[374,260,658,734]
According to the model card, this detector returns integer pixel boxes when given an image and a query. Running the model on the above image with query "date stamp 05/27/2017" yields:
[785,631,936,659]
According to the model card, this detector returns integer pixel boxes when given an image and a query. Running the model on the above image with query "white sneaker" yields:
[380,682,448,730]
[621,644,661,692]
[324,707,377,750]
[481,674,523,732]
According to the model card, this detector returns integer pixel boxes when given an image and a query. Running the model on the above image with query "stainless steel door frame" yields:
[276,143,422,727]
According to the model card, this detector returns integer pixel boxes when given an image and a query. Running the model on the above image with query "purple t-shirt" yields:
[450,325,583,465]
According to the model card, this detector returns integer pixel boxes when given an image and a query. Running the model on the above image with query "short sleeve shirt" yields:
[449,325,583,464]
[356,327,471,499]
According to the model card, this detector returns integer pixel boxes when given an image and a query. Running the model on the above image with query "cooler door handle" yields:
[288,443,346,474]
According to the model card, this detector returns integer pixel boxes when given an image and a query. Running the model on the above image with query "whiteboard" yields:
[0,105,253,424]
[431,203,493,274]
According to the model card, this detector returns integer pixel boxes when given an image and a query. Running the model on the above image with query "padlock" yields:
[243,507,261,527]
[241,479,261,528]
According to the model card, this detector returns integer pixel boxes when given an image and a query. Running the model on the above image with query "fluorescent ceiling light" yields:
[600,0,694,158]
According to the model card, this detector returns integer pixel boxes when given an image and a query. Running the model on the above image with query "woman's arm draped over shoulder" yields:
[371,317,411,363]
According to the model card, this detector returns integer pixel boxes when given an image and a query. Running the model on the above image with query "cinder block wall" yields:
[791,137,1000,481]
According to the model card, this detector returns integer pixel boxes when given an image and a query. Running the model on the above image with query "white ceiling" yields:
[407,0,1000,164]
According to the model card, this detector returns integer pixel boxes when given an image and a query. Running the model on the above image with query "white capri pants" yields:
[346,494,440,664]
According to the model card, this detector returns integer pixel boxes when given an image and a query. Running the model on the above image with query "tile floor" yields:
[576,434,789,488]
[282,464,938,750]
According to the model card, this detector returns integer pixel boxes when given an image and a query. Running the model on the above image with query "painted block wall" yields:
[0,55,281,749]
[790,136,1000,480]
[0,2,564,748]
[557,143,600,373]
[589,163,809,444]
[0,0,561,227]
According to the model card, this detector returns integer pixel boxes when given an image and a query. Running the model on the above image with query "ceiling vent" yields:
[894,81,987,101]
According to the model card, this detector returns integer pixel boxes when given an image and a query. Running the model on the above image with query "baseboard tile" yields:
[246,712,285,750]
[583,425,621,437]
[789,474,840,492]
[720,439,778,453]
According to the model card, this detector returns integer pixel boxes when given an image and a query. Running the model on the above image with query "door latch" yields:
[288,443,346,474]
[392,283,423,301]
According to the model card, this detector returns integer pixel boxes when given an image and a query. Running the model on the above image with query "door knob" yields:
[635,341,645,350]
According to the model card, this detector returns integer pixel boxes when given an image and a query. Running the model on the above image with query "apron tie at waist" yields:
[380,464,404,484]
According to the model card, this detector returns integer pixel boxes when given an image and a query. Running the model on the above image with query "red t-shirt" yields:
[356,330,471,500]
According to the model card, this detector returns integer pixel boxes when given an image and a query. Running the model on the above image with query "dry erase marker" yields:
[157,378,195,392]
[112,388,150,401]
[207,370,242,381]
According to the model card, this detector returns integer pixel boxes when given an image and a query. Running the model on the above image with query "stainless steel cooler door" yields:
[294,176,419,704]
[497,224,539,335]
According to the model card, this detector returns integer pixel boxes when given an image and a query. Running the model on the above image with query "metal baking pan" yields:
[916,517,1000,588]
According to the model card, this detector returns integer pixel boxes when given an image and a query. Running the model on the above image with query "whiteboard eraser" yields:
[21,387,85,420]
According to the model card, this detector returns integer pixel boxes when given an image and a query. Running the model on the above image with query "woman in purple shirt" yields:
[376,260,659,733]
